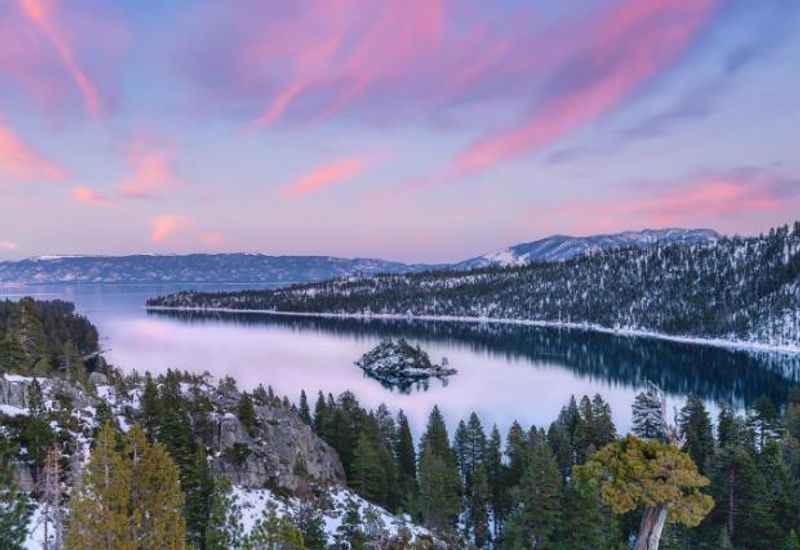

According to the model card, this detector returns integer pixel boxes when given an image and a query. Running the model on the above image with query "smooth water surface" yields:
[3,284,799,436]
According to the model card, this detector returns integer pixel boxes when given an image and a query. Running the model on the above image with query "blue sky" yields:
[0,0,798,262]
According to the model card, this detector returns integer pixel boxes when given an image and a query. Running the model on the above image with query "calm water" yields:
[3,284,800,436]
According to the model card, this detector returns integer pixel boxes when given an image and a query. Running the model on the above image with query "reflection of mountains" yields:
[148,310,800,407]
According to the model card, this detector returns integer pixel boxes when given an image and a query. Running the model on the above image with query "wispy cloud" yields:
[118,141,187,199]
[71,185,112,206]
[454,0,719,176]
[17,0,104,118]
[0,121,66,181]
[150,214,191,243]
[0,241,17,251]
[281,156,368,198]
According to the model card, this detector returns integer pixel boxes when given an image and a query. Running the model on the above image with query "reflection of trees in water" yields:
[147,310,800,407]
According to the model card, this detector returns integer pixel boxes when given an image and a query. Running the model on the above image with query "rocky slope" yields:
[0,372,343,493]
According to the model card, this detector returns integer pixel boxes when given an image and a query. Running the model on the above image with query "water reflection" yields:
[149,310,800,409]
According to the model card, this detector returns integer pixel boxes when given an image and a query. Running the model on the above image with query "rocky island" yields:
[355,339,457,388]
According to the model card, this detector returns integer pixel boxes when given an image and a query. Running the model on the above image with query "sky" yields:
[0,0,798,263]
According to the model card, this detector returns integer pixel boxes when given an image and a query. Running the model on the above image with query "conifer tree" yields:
[184,445,215,549]
[248,503,306,549]
[351,431,386,505]
[417,406,460,533]
[632,383,668,442]
[505,421,528,489]
[394,410,417,512]
[591,394,617,448]
[66,422,133,549]
[558,478,615,550]
[486,424,507,537]
[291,501,327,550]
[298,390,312,426]
[237,391,257,436]
[0,440,30,550]
[127,426,186,548]
[678,396,714,474]
[503,430,562,549]
[205,476,244,550]
[140,372,161,439]
[335,498,365,549]
[575,435,714,550]
[466,464,490,547]
[312,391,327,434]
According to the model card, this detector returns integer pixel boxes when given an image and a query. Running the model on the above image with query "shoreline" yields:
[145,305,800,355]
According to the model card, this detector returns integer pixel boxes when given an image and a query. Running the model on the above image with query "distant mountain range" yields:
[148,222,800,350]
[0,228,719,285]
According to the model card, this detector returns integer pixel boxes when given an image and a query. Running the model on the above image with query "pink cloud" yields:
[0,241,17,251]
[455,0,719,176]
[150,214,191,243]
[530,171,792,236]
[281,157,368,198]
[71,185,112,206]
[118,141,187,199]
[0,122,66,181]
[17,0,104,118]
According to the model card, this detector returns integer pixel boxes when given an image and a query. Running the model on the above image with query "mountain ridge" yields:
[0,228,720,284]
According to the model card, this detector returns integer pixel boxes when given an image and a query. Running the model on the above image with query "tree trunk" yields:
[634,505,669,550]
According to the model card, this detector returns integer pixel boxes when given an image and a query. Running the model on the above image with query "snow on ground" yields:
[233,485,431,543]
[0,403,27,416]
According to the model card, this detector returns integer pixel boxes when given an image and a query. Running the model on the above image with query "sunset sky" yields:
[1,0,798,262]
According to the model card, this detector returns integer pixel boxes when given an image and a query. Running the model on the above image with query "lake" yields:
[3,283,799,437]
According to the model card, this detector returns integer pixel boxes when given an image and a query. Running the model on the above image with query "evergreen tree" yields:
[394,410,417,512]
[291,502,327,550]
[466,464,490,547]
[237,391,257,436]
[335,497,365,549]
[632,383,668,441]
[0,440,30,550]
[678,396,714,474]
[558,478,616,550]
[66,422,133,549]
[351,430,386,505]
[298,390,312,426]
[576,435,714,550]
[205,476,244,550]
[505,421,528,489]
[417,406,461,534]
[591,394,617,448]
[486,424,507,537]
[247,502,306,549]
[312,391,328,434]
[748,395,782,450]
[140,372,161,439]
[184,445,215,549]
[127,426,187,548]
[503,431,562,549]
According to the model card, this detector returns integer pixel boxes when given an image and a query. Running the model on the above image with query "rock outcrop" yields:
[355,339,457,388]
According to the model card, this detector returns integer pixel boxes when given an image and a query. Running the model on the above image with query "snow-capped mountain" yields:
[453,228,720,269]
[0,228,719,285]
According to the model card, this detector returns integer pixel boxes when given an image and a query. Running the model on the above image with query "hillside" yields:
[148,222,800,349]
[455,228,719,269]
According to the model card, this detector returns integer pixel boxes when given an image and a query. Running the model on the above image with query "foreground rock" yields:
[355,339,457,387]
